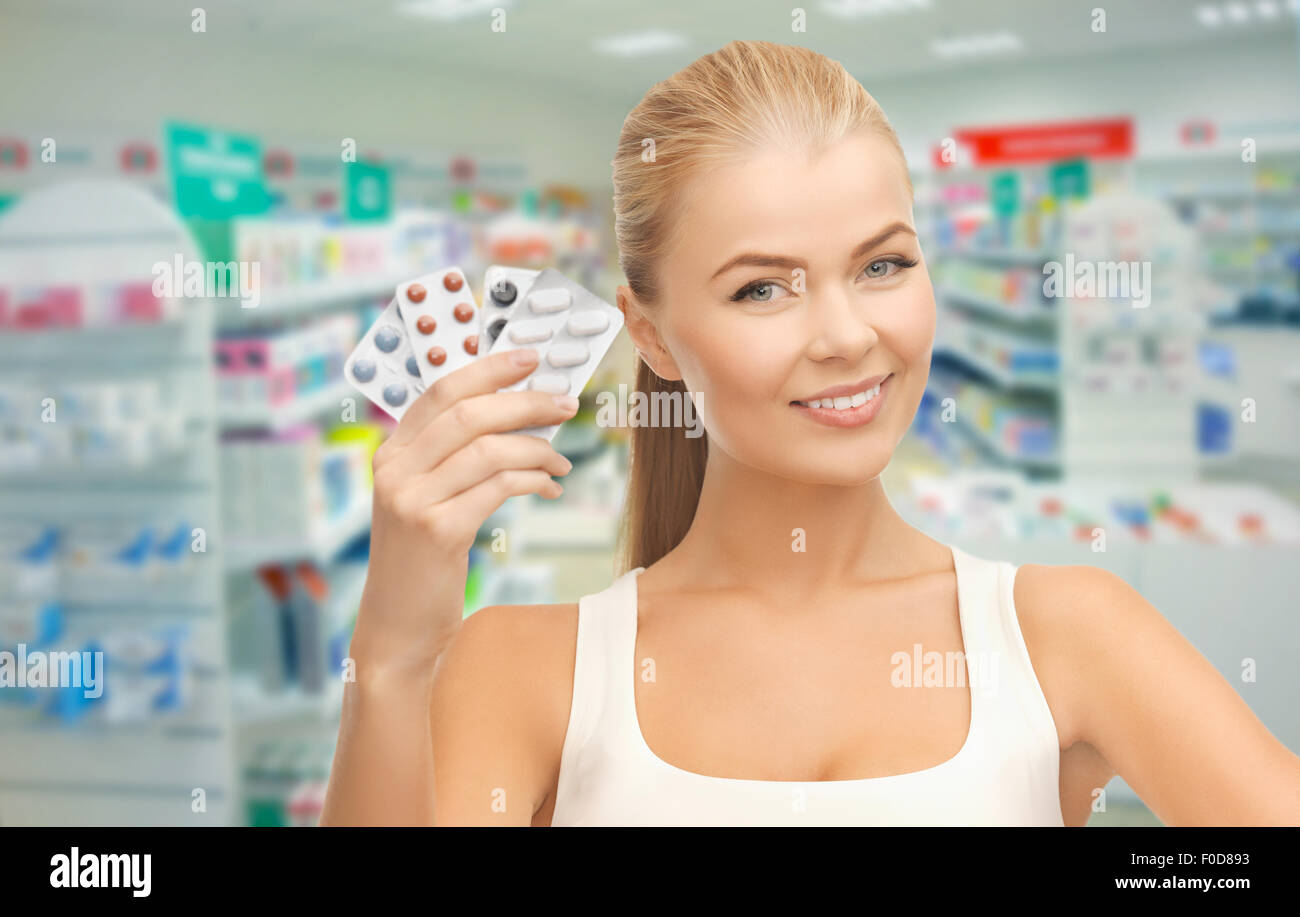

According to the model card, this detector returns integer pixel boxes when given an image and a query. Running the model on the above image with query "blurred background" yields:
[0,0,1297,827]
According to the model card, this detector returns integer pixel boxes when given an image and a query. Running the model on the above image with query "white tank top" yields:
[550,545,1064,826]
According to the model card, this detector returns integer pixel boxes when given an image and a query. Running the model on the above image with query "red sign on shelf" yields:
[120,142,158,173]
[0,138,29,170]
[264,148,295,178]
[1180,119,1216,146]
[450,155,476,184]
[953,117,1133,165]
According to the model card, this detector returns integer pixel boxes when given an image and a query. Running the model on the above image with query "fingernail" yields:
[553,395,579,412]
[511,348,539,366]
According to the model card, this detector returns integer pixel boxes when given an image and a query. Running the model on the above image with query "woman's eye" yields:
[731,281,789,303]
[862,257,918,281]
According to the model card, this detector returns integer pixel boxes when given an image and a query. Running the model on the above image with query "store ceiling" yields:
[8,0,1295,102]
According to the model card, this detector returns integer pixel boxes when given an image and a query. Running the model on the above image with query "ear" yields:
[617,284,683,382]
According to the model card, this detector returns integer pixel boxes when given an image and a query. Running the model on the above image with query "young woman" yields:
[321,40,1300,826]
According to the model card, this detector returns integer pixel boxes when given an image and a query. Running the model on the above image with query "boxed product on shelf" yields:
[97,625,195,724]
[0,280,176,330]
[899,472,1300,547]
[220,425,326,543]
[243,740,334,827]
[59,519,199,599]
[215,311,360,416]
[323,423,384,486]
[0,376,189,474]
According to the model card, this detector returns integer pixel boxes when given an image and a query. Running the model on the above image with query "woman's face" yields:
[627,129,935,486]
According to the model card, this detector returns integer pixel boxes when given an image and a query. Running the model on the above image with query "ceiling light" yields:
[1255,0,1280,17]
[1196,4,1223,25]
[1224,1,1250,21]
[820,0,931,17]
[930,31,1023,59]
[396,0,509,21]
[593,29,687,57]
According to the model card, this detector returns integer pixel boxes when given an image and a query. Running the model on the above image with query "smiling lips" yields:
[791,374,892,428]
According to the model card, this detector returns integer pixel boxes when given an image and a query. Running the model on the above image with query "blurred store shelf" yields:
[937,285,1055,326]
[223,495,371,572]
[933,247,1052,265]
[217,379,355,432]
[932,344,1057,392]
[215,271,408,330]
[230,676,344,728]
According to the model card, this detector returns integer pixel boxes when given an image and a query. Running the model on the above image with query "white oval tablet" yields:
[507,321,554,344]
[527,288,572,314]
[546,343,590,367]
[528,373,571,395]
[566,310,610,336]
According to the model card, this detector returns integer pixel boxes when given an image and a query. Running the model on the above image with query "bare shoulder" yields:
[428,601,579,823]
[432,600,579,739]
[1011,563,1151,750]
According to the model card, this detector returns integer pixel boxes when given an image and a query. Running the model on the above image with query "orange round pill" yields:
[464,335,478,356]
[407,283,427,303]
[453,302,474,323]
[416,315,436,335]
[427,346,447,366]
[443,273,464,292]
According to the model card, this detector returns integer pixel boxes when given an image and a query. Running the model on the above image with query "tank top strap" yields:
[950,545,1059,753]
[561,566,644,762]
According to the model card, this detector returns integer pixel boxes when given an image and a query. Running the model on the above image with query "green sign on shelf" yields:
[1050,158,1090,201]
[345,160,391,222]
[990,171,1020,217]
[165,122,268,219]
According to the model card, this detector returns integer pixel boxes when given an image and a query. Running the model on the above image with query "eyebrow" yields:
[709,221,918,281]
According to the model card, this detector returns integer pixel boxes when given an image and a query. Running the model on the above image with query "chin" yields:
[736,439,895,487]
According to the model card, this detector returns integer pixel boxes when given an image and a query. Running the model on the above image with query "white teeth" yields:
[801,382,882,411]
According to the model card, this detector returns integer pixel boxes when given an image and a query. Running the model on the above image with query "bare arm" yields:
[1017,564,1300,826]
[319,348,578,826]
[428,602,577,826]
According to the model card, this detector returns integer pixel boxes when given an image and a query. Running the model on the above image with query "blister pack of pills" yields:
[342,297,427,420]
[480,265,541,351]
[395,267,481,388]
[486,268,625,440]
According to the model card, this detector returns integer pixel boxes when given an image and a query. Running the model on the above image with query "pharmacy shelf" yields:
[0,179,236,825]
[223,494,372,573]
[933,247,1052,265]
[218,379,355,432]
[932,344,1057,393]
[938,285,1055,325]
[948,411,1059,470]
[230,676,344,727]
[215,270,410,329]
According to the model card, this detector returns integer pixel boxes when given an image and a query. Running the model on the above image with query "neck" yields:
[662,445,928,601]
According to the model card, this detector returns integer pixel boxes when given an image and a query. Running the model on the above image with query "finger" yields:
[398,389,579,474]
[390,348,542,446]
[414,434,572,506]
[422,469,564,548]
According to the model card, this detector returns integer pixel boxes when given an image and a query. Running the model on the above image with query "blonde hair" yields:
[612,40,911,574]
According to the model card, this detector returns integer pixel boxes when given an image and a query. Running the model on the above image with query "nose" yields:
[803,281,879,363]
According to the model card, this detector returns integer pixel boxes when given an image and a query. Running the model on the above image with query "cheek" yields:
[665,309,796,435]
[878,279,937,368]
